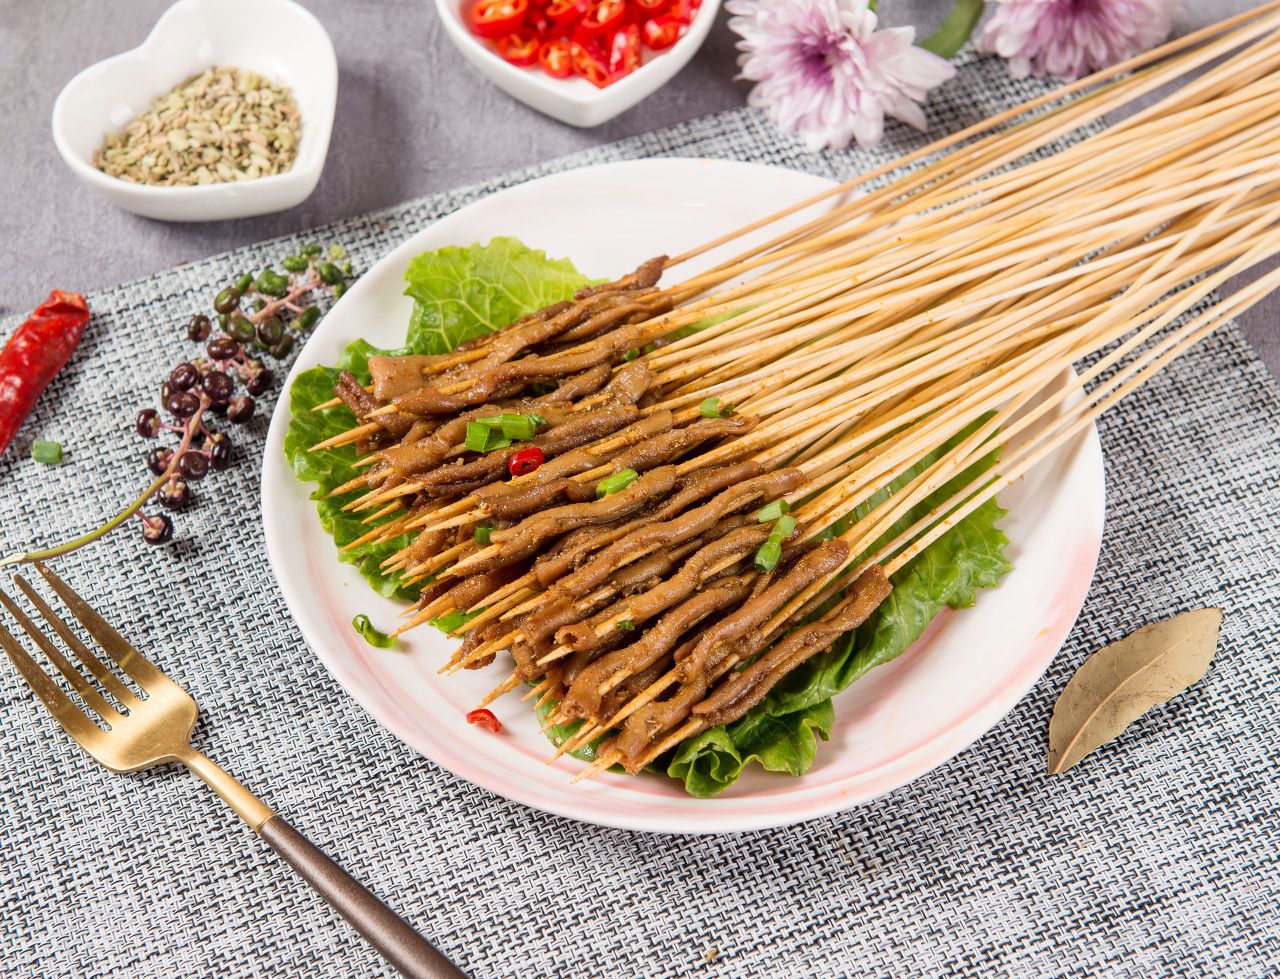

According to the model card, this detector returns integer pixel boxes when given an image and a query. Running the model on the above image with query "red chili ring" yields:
[466,708,503,733]
[508,445,544,477]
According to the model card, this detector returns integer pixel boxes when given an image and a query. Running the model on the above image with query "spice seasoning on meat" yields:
[93,66,301,186]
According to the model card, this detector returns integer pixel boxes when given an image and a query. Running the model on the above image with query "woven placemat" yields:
[2,51,1279,978]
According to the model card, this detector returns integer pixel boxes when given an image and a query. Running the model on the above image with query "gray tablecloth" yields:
[2,51,1279,978]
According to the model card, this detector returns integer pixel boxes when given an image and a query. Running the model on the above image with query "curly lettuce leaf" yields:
[283,238,591,598]
[668,699,835,793]
[668,426,1013,797]
[534,698,609,763]
[403,237,593,354]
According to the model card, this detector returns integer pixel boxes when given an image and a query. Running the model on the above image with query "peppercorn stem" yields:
[0,472,171,566]
[251,270,323,327]
[0,397,208,566]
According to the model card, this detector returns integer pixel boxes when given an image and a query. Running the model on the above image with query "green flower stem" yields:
[921,0,986,59]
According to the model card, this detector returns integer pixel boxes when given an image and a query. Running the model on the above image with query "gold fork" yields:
[0,563,464,979]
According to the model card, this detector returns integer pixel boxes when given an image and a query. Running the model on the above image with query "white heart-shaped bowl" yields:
[51,0,337,223]
[436,0,723,128]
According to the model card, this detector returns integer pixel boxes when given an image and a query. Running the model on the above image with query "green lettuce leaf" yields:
[283,238,592,597]
[668,699,835,795]
[403,237,593,354]
[534,698,609,763]
[668,426,1013,797]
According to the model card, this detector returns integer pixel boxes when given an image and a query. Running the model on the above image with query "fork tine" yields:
[0,617,101,743]
[0,587,123,721]
[34,563,169,690]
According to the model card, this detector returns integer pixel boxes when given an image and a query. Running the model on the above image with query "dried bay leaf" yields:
[1047,608,1223,774]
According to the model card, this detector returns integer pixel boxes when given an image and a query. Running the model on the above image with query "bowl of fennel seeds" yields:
[52,0,336,221]
[94,66,302,188]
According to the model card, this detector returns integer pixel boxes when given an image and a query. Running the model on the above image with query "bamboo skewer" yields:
[295,14,1280,783]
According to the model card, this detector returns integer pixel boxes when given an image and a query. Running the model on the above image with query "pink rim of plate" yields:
[262,159,1105,834]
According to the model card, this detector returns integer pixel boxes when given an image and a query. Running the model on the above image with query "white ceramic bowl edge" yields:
[435,0,723,128]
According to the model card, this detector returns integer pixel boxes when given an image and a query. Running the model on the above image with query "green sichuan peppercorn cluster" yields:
[131,243,354,546]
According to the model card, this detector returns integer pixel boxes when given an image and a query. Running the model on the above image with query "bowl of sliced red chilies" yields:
[436,0,720,127]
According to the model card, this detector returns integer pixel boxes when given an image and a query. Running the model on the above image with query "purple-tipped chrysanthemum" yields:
[726,0,956,152]
[979,0,1175,81]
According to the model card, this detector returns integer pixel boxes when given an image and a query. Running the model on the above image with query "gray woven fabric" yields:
[2,50,1279,978]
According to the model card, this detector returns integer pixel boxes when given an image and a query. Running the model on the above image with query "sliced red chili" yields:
[642,14,684,50]
[527,8,551,37]
[470,0,528,39]
[608,23,642,78]
[667,0,698,25]
[497,30,541,65]
[466,708,503,733]
[508,445,545,476]
[570,40,612,87]
[539,38,574,77]
[579,0,626,36]
[632,0,665,9]
[545,0,588,28]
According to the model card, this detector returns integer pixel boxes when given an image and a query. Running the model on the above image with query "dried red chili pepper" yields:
[507,445,545,476]
[0,291,90,457]
[466,708,503,733]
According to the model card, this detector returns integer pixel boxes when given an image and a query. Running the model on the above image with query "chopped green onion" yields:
[622,343,656,363]
[465,422,492,452]
[753,540,782,573]
[352,614,396,648]
[471,413,546,441]
[328,243,347,261]
[616,619,635,632]
[773,514,798,540]
[502,416,537,440]
[474,522,495,546]
[596,468,639,498]
[300,243,322,257]
[464,422,512,453]
[699,397,735,419]
[756,499,790,523]
[31,440,62,466]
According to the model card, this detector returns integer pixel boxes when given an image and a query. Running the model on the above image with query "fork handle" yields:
[259,816,467,979]
[179,751,464,979]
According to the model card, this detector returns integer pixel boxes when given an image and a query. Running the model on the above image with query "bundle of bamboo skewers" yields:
[307,4,1280,781]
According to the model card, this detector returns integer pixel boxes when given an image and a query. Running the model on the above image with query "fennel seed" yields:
[93,66,301,187]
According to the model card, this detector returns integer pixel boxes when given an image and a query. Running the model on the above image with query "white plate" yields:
[262,159,1104,834]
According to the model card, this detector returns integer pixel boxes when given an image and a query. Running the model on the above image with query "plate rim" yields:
[262,157,1105,834]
